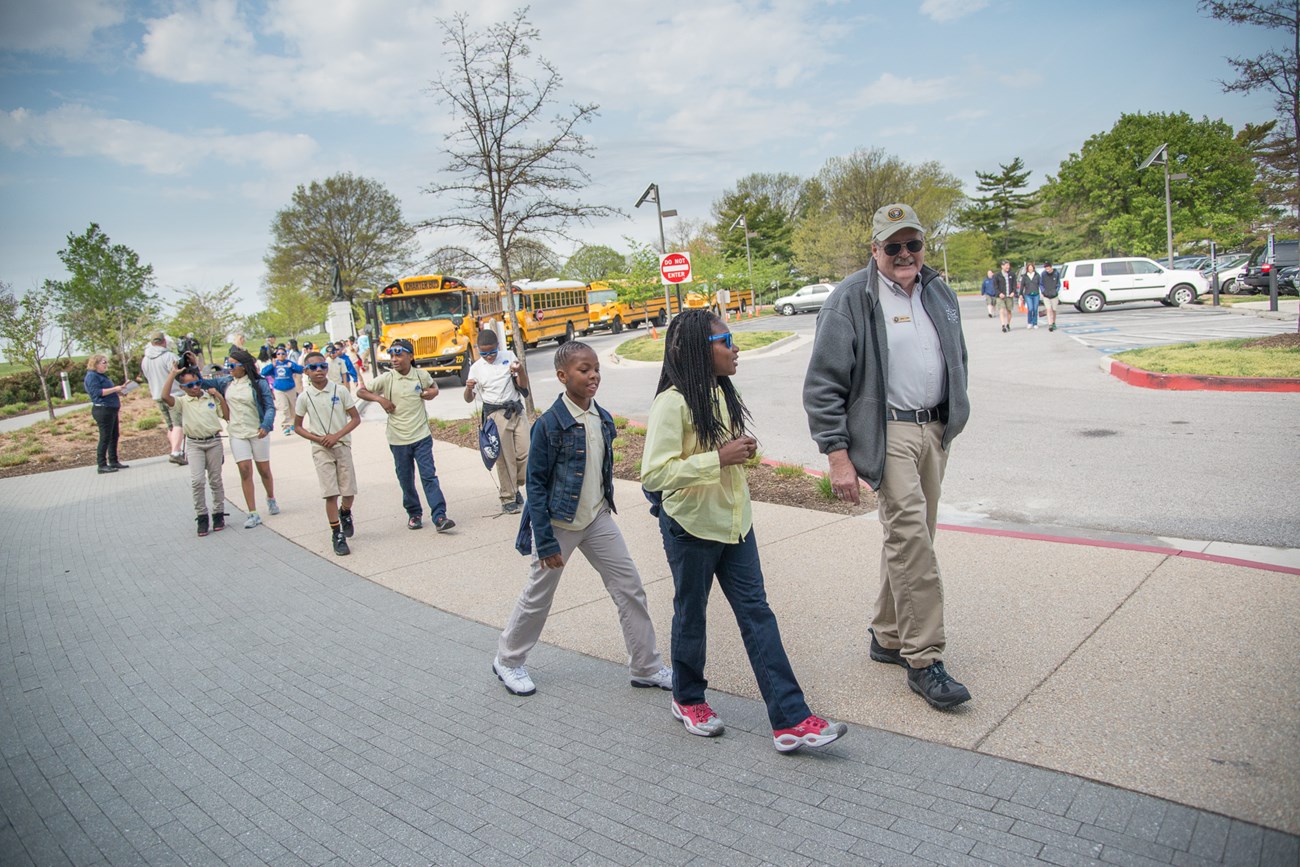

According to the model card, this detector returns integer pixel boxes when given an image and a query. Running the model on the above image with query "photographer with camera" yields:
[141,332,188,464]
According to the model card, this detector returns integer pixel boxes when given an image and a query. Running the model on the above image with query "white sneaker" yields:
[243,512,261,529]
[267,498,280,515]
[631,666,674,690]
[493,657,536,696]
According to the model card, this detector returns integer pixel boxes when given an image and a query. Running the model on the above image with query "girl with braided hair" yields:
[642,309,847,753]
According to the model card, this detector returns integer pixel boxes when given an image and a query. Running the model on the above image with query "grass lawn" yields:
[1113,334,1300,378]
[616,330,793,363]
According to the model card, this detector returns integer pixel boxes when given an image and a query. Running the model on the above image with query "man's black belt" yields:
[483,400,524,420]
[887,407,942,424]
[187,434,221,441]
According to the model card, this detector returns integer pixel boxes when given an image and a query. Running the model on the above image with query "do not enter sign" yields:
[660,252,692,284]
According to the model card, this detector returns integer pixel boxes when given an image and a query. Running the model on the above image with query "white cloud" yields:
[854,73,953,107]
[920,0,988,24]
[0,104,318,175]
[0,0,125,55]
[949,108,990,120]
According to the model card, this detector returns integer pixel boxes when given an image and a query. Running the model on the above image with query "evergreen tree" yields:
[959,157,1036,260]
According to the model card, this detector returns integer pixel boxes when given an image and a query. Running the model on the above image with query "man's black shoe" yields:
[109,462,129,469]
[339,510,354,538]
[502,501,520,514]
[515,491,524,506]
[434,516,456,533]
[868,628,907,668]
[211,512,226,532]
[332,529,351,556]
[907,661,971,710]
[407,515,423,530]
[97,465,118,474]
[196,514,209,537]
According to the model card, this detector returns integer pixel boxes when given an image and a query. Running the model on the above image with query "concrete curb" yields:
[1098,354,1300,392]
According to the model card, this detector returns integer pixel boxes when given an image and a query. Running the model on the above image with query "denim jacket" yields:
[197,374,276,432]
[515,394,617,558]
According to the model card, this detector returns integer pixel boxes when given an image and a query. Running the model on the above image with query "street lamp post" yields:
[729,214,755,303]
[1139,143,1189,268]
[636,183,680,317]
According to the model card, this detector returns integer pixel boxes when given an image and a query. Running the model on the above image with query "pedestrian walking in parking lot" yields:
[494,341,672,698]
[463,329,531,513]
[1040,262,1062,331]
[644,309,847,753]
[981,269,997,318]
[162,364,230,536]
[994,259,1017,332]
[357,338,456,533]
[804,203,973,711]
[1020,262,1041,329]
[294,351,362,556]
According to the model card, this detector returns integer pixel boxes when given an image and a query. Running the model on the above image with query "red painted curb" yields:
[937,523,1300,576]
[1104,358,1300,392]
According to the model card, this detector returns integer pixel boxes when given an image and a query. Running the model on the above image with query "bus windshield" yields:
[381,293,466,324]
[588,289,618,304]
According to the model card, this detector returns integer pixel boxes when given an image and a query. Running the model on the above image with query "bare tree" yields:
[1201,0,1300,223]
[423,7,619,411]
[0,283,73,420]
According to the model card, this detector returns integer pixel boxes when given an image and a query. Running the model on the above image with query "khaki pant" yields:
[273,389,296,429]
[498,508,664,677]
[872,420,949,667]
[186,437,225,516]
[489,408,531,504]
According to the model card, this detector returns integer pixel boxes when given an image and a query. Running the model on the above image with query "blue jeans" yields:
[389,435,447,520]
[1025,293,1040,326]
[657,512,811,729]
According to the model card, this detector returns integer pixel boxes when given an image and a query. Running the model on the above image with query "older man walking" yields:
[803,203,972,710]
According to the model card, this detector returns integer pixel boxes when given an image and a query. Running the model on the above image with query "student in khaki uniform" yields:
[357,338,456,532]
[294,351,361,556]
[162,365,230,537]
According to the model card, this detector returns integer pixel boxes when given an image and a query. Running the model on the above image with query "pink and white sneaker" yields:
[672,699,724,737]
[773,715,847,752]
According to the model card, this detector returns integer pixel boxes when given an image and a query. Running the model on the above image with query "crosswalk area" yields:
[1056,306,1296,353]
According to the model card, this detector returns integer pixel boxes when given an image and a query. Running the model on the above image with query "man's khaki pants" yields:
[489,408,530,505]
[274,389,296,429]
[872,420,948,667]
[498,508,664,677]
[186,437,225,516]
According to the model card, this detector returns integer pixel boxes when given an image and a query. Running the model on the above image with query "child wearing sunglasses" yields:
[643,309,847,753]
[260,348,304,435]
[462,328,530,513]
[294,351,362,556]
[162,365,231,537]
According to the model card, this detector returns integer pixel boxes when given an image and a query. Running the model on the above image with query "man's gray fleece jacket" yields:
[802,260,970,491]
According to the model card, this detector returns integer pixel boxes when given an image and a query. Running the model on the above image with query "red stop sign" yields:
[660,252,692,284]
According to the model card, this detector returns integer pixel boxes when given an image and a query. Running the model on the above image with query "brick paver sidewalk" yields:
[2,460,1295,866]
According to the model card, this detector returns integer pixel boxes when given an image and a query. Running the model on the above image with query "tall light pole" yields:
[1139,143,1189,268]
[636,182,679,315]
[729,213,755,302]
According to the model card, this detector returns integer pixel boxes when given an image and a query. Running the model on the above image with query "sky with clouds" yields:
[0,0,1286,316]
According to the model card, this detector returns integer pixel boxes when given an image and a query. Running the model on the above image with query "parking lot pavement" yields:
[1055,304,1296,354]
[3,452,1298,865]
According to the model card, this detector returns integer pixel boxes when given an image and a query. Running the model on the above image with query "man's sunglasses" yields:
[388,347,411,355]
[882,239,924,257]
[708,332,734,349]
[180,381,202,389]
[304,363,329,371]
[480,348,499,357]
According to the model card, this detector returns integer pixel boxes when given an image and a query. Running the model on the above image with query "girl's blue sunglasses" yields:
[708,332,733,349]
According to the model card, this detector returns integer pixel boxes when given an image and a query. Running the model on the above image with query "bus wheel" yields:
[559,321,575,344]
[456,354,471,386]
[526,341,539,350]
[611,316,623,334]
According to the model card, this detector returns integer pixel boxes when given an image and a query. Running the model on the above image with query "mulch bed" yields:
[431,414,874,517]
[1246,332,1300,350]
[0,393,171,480]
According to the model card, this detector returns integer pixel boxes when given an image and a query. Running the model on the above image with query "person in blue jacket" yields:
[261,347,304,435]
[980,269,997,319]
[84,354,131,474]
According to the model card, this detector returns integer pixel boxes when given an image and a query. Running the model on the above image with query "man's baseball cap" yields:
[872,203,925,241]
[389,338,414,354]
[149,331,166,342]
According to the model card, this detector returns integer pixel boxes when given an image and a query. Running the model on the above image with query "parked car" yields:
[1057,257,1208,313]
[1198,252,1250,294]
[1275,265,1300,296]
[774,282,836,315]
[1173,255,1209,271]
[1239,239,1299,292]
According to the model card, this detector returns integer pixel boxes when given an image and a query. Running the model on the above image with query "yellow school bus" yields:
[683,286,756,315]
[586,281,683,333]
[475,279,591,348]
[375,274,478,382]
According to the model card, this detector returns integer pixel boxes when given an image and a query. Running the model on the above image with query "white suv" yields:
[774,283,836,315]
[1058,257,1208,313]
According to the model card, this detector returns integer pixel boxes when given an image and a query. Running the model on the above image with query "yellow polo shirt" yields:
[175,393,224,439]
[368,367,434,445]
[642,386,752,544]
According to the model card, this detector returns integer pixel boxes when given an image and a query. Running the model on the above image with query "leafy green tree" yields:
[712,172,808,265]
[1044,112,1262,257]
[170,284,242,363]
[265,172,417,307]
[0,283,72,419]
[46,223,160,378]
[940,230,996,286]
[508,239,561,281]
[563,245,626,283]
[611,241,668,324]
[959,157,1037,260]
[1236,120,1299,232]
[1201,0,1300,227]
[793,148,963,277]
[261,282,327,340]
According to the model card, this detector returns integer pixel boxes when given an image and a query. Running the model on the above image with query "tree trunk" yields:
[38,368,55,421]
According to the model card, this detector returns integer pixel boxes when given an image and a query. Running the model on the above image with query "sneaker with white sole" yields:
[672,699,724,737]
[244,512,262,529]
[631,666,674,690]
[493,657,536,696]
[773,715,848,753]
[267,498,280,515]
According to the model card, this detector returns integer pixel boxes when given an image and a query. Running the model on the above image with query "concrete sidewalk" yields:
[1,419,1297,864]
